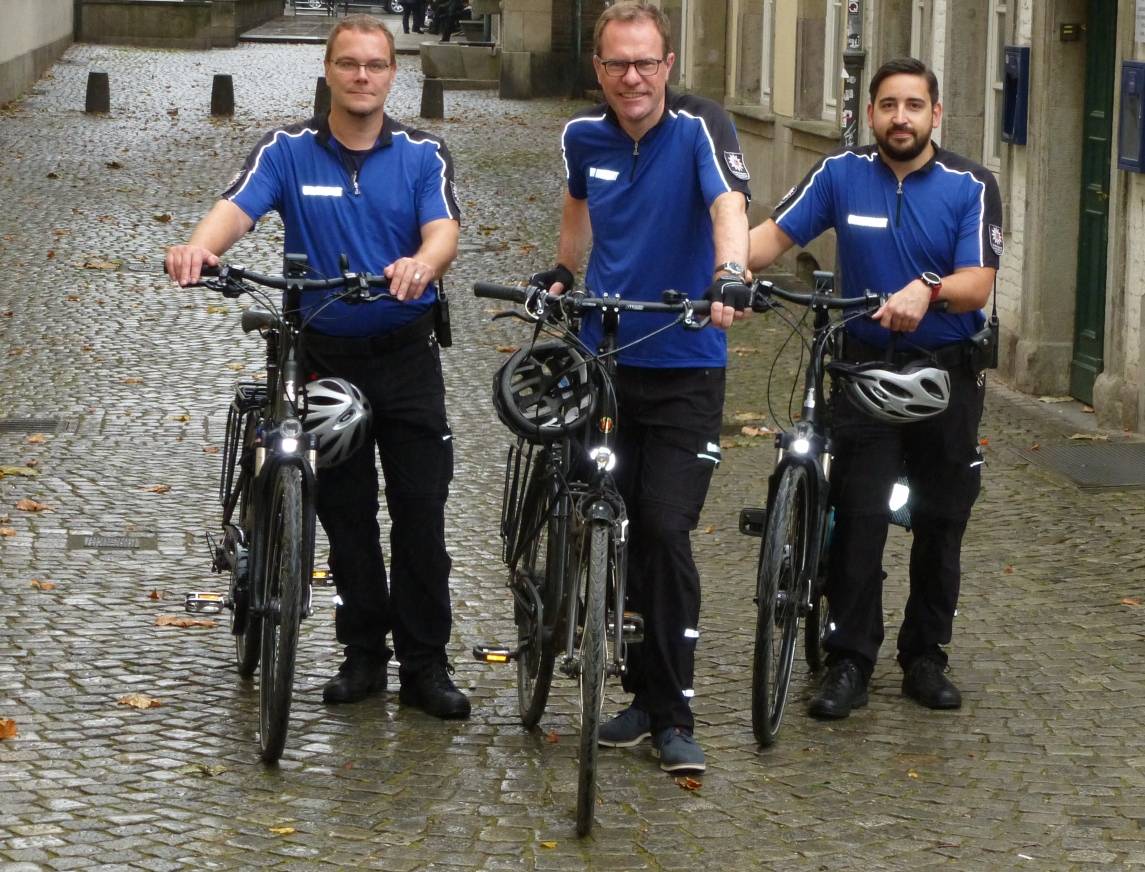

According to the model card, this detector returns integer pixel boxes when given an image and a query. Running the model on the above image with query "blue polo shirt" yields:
[224,113,460,337]
[773,144,1002,349]
[562,90,752,368]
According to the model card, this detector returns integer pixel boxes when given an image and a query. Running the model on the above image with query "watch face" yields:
[921,271,941,287]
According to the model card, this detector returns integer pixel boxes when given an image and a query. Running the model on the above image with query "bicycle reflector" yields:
[493,341,596,442]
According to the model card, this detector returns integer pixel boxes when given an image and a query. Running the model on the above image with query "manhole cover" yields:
[66,532,158,551]
[1016,441,1145,490]
[0,417,77,434]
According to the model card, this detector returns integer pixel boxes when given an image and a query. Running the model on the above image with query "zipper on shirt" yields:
[632,139,640,177]
[350,169,361,196]
[895,179,903,226]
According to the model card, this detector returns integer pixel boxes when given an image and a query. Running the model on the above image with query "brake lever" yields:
[491,310,536,323]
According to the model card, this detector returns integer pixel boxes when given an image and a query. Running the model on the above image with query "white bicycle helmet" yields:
[302,378,371,468]
[830,360,951,424]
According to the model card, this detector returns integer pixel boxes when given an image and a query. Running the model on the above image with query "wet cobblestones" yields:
[2,40,1145,870]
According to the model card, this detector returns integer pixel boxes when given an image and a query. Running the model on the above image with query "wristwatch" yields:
[920,271,943,302]
[716,261,746,280]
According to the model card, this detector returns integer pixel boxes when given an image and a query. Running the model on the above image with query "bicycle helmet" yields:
[493,341,596,442]
[302,378,372,468]
[829,360,951,424]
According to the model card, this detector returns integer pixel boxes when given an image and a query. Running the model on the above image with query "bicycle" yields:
[740,272,944,747]
[470,281,711,836]
[182,254,391,763]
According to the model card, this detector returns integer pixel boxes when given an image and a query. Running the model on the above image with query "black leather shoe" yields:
[322,657,387,705]
[902,656,962,709]
[399,662,471,719]
[808,658,869,719]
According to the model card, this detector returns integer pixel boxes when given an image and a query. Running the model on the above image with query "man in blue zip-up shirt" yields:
[166,15,470,719]
[749,57,1002,720]
[531,1,751,775]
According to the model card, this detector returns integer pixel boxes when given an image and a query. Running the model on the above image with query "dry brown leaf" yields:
[122,377,144,385]
[269,826,295,835]
[25,433,47,444]
[703,524,715,534]
[144,484,171,494]
[0,466,38,478]
[149,590,161,601]
[0,527,15,537]
[202,446,220,455]
[719,437,736,449]
[15,499,50,513]
[153,213,173,223]
[0,719,17,740]
[118,693,161,709]
[673,776,702,791]
[539,841,557,849]
[740,425,772,438]
[1003,565,1014,574]
[156,615,216,629]
[495,345,518,354]
[30,579,56,591]
[979,437,990,446]
[907,769,920,779]
[1120,597,1142,607]
[545,730,560,744]
[206,305,228,315]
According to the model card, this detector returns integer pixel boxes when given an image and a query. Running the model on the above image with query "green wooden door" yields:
[1069,0,1117,403]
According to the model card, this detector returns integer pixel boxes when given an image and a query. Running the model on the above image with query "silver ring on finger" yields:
[414,272,422,281]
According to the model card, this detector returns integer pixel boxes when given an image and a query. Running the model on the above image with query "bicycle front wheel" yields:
[575,519,608,837]
[513,458,561,728]
[752,464,810,747]
[258,465,307,763]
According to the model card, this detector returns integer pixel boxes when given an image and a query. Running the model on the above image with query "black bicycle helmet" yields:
[829,360,951,423]
[493,341,596,442]
[302,377,372,468]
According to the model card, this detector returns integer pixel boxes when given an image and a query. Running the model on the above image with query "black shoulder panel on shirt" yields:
[221,118,316,199]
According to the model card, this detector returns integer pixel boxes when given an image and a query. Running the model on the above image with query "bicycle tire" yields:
[575,519,608,837]
[752,465,809,747]
[232,420,261,677]
[513,458,560,728]
[258,465,305,763]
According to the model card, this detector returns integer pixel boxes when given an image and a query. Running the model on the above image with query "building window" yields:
[734,0,774,108]
[823,0,843,122]
[983,0,1008,171]
[910,0,931,61]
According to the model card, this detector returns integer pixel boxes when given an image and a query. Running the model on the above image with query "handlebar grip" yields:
[473,282,528,303]
[200,264,221,278]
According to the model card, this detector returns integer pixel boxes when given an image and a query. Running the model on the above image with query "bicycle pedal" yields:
[312,567,335,586]
[608,611,644,643]
[472,644,516,664]
[184,592,226,614]
[739,507,766,537]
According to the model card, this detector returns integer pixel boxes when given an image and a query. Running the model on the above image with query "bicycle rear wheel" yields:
[513,456,561,728]
[575,519,608,837]
[258,465,307,763]
[752,465,809,747]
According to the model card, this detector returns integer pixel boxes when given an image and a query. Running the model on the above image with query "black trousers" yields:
[825,361,984,674]
[612,366,724,733]
[402,0,424,32]
[301,331,454,673]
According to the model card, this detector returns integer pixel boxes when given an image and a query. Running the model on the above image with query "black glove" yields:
[705,277,752,311]
[529,263,575,292]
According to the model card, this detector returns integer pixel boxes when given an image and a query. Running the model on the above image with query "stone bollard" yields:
[85,71,110,114]
[313,76,331,118]
[210,74,235,117]
[420,78,444,120]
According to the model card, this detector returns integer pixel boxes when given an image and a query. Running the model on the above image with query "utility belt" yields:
[842,322,997,373]
[303,307,436,355]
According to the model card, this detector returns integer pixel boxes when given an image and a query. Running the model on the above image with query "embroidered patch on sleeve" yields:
[989,224,1004,256]
[723,151,751,181]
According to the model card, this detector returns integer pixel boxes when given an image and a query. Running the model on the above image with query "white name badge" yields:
[302,185,343,197]
[847,214,888,228]
[589,167,619,181]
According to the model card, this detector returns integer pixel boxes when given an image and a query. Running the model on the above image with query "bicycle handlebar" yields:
[750,279,885,313]
[197,263,391,299]
[473,281,714,317]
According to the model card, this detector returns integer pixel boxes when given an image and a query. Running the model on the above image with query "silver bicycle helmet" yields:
[493,341,596,442]
[302,377,371,468]
[830,360,951,424]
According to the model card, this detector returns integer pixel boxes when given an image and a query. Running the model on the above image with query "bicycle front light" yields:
[889,481,910,512]
[589,446,616,472]
[278,418,303,455]
[790,436,812,456]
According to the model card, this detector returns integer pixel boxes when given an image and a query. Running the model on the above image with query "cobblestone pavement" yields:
[1,42,1144,871]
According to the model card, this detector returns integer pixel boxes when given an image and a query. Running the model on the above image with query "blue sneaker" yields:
[652,727,706,774]
[597,705,652,747]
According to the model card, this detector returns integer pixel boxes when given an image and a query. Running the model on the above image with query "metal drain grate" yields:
[1016,441,1145,490]
[0,417,77,434]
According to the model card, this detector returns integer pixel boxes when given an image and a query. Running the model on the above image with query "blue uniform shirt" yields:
[224,113,460,337]
[773,144,1002,350]
[562,90,752,367]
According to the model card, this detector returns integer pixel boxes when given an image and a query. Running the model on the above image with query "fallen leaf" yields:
[170,414,191,423]
[1081,404,1095,413]
[30,579,56,591]
[1068,432,1108,441]
[1029,442,1040,451]
[174,762,226,777]
[673,776,702,791]
[153,213,173,223]
[106,160,123,169]
[15,499,50,513]
[703,524,715,534]
[25,433,47,444]
[1037,395,1072,404]
[81,259,122,270]
[206,305,228,315]
[269,826,295,835]
[907,769,919,779]
[118,693,161,709]
[24,460,38,468]
[225,362,245,371]
[144,484,171,494]
[46,171,59,179]
[0,527,15,537]
[1120,597,1142,607]
[495,345,518,354]
[0,466,39,478]
[149,590,161,600]
[0,719,17,740]
[539,841,557,849]
[979,437,990,446]
[740,425,772,438]
[156,615,216,629]
[122,377,144,385]
[202,446,220,455]
[544,730,559,744]
[719,437,736,449]
[1003,565,1014,574]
